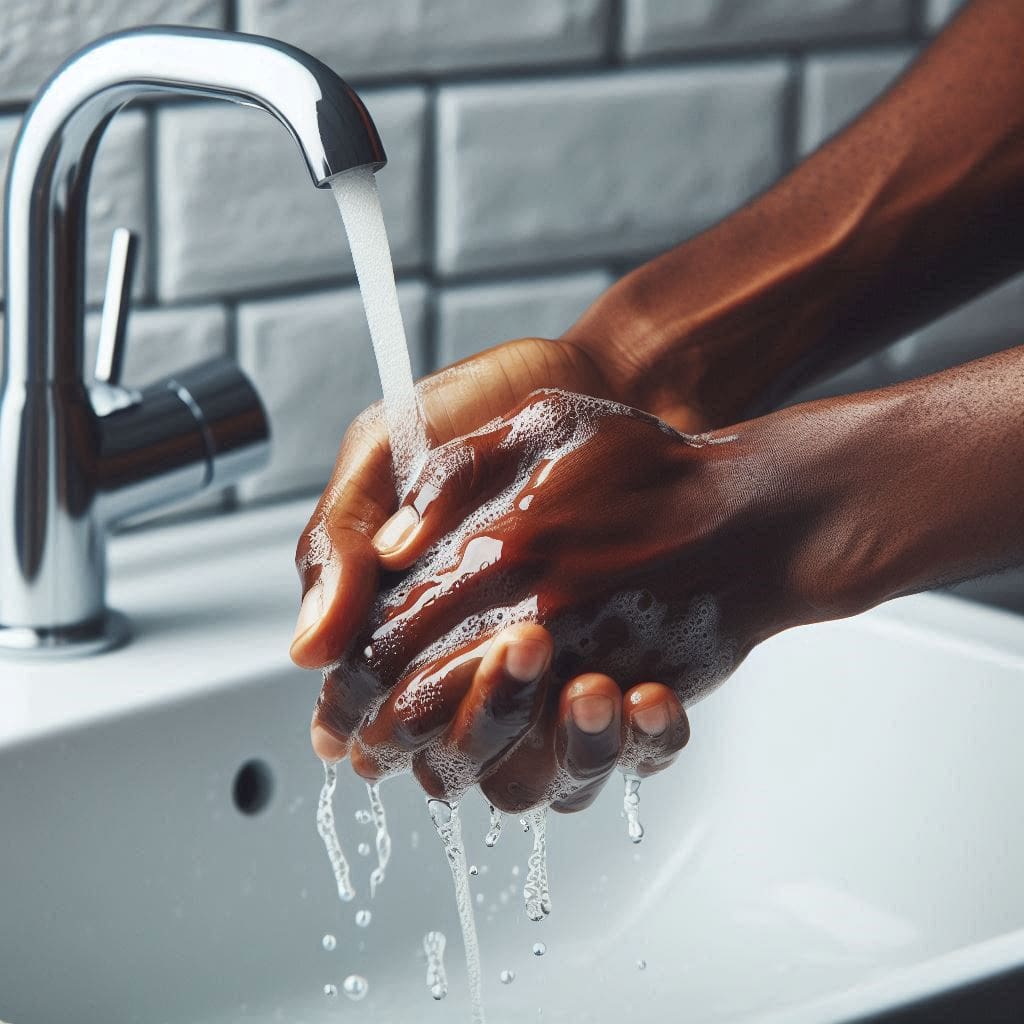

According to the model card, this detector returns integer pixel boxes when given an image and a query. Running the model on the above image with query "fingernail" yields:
[373,505,420,554]
[571,694,615,734]
[633,703,670,737]
[291,583,324,647]
[504,640,549,683]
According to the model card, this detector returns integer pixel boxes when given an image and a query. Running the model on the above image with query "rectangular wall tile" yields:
[236,281,428,502]
[0,110,150,304]
[436,65,789,275]
[800,50,916,156]
[926,0,965,31]
[622,0,912,59]
[883,274,1024,383]
[85,303,228,387]
[156,88,426,302]
[238,0,610,79]
[0,2,224,104]
[436,270,613,366]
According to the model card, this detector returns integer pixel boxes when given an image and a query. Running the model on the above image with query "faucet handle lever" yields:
[95,227,137,385]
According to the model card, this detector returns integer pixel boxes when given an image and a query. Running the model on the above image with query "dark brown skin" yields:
[292,0,1024,811]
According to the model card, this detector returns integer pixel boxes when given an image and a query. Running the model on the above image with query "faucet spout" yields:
[0,27,385,652]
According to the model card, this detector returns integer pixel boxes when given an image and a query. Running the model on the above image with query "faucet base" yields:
[0,610,130,659]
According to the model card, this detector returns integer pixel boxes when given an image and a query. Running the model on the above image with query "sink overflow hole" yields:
[233,759,274,816]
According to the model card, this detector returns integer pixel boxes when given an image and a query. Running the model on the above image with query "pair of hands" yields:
[289,336,805,813]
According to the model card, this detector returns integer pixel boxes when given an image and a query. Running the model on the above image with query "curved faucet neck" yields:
[2,26,384,387]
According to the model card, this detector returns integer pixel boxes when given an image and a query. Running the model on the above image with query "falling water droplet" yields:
[366,781,392,898]
[532,942,546,956]
[424,930,448,1001]
[323,983,338,997]
[321,933,337,951]
[622,772,644,844]
[355,909,372,928]
[500,969,516,985]
[316,761,355,902]
[520,817,531,833]
[354,809,372,825]
[357,842,371,856]
[469,864,479,876]
[485,804,503,848]
[636,959,647,971]
[342,974,369,1001]
[522,806,552,922]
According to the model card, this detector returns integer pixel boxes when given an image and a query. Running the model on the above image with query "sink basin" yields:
[3,500,1024,1023]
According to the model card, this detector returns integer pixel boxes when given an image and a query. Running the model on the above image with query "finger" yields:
[621,683,689,778]
[480,696,560,814]
[372,423,522,571]
[550,673,622,813]
[291,409,394,668]
[348,637,490,780]
[413,624,553,799]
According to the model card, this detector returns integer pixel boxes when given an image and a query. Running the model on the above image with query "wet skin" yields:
[292,0,1024,810]
[310,389,806,810]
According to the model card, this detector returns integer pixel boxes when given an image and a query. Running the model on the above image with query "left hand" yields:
[313,388,808,812]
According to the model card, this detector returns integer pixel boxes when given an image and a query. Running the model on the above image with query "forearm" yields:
[767,343,1024,622]
[566,0,1024,429]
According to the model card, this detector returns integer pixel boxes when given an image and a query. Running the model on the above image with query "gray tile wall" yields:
[0,0,1019,609]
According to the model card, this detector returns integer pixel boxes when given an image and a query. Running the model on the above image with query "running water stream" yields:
[314,163,632,1020]
[329,167,427,490]
[427,798,486,1024]
[316,760,355,903]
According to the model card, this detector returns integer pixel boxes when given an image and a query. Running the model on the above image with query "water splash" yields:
[424,929,448,1001]
[428,798,486,1024]
[484,804,503,848]
[316,760,355,903]
[522,806,552,922]
[366,781,392,898]
[622,772,644,844]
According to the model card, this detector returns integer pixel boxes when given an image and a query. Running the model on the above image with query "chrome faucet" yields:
[0,27,386,656]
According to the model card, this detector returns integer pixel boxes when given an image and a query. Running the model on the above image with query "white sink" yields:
[3,500,1024,1023]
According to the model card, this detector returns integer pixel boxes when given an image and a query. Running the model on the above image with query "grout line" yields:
[142,107,160,303]
[782,54,804,172]
[605,0,625,67]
